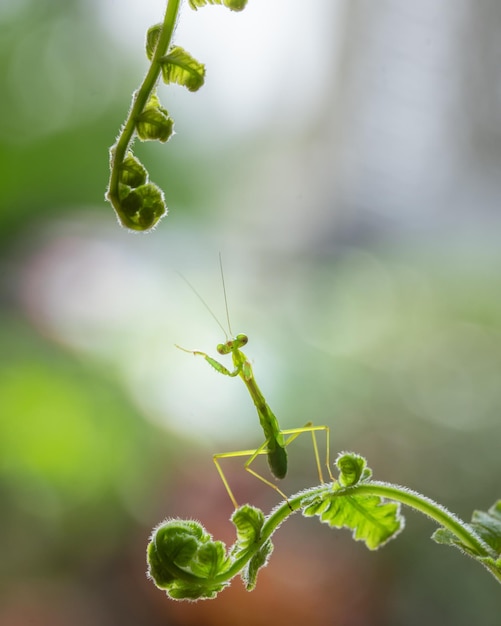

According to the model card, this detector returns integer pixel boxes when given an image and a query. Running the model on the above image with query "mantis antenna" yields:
[177,266,229,339]
[219,252,233,337]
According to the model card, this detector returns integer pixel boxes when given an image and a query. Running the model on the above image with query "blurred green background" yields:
[1,0,500,624]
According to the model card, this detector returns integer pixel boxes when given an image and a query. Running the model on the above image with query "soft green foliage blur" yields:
[1,0,501,624]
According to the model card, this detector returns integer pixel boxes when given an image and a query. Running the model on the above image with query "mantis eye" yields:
[236,334,248,347]
[217,342,230,355]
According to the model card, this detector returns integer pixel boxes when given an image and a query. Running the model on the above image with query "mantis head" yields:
[217,333,248,355]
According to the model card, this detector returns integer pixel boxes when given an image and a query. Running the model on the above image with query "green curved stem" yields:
[216,480,496,585]
[107,0,181,212]
[148,459,501,599]
[348,481,494,557]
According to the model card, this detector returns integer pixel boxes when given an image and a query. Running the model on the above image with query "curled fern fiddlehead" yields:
[147,454,407,601]
[106,0,247,231]
[148,452,501,601]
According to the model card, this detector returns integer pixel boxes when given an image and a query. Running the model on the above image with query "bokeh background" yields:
[1,0,500,623]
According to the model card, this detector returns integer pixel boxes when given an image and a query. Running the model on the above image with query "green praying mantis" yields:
[176,262,333,508]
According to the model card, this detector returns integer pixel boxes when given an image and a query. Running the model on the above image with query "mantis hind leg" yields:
[280,422,333,485]
[213,443,290,509]
[213,422,332,509]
